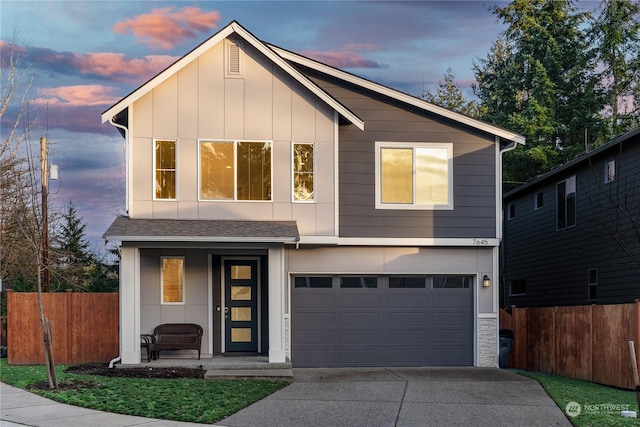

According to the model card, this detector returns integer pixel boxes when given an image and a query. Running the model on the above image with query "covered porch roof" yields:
[103,216,300,244]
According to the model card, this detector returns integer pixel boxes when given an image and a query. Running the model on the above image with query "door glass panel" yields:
[231,265,252,279]
[231,307,251,321]
[231,328,252,342]
[231,286,251,300]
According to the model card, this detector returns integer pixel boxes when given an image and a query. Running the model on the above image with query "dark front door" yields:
[224,260,258,353]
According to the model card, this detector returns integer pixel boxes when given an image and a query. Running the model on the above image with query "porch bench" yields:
[148,323,203,360]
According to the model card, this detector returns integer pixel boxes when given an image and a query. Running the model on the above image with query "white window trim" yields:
[534,191,544,210]
[604,159,616,184]
[291,142,316,203]
[374,141,454,210]
[160,256,185,305]
[508,279,526,297]
[198,139,273,202]
[556,175,576,230]
[153,139,178,201]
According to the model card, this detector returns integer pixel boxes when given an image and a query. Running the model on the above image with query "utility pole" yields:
[41,136,49,292]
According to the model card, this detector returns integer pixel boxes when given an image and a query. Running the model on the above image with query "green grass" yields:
[0,360,289,424]
[517,370,640,427]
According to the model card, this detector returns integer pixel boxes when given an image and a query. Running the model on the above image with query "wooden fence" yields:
[7,290,119,364]
[500,302,640,390]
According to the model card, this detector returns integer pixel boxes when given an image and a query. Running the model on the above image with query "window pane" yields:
[509,279,526,296]
[294,276,332,288]
[340,277,377,288]
[557,181,566,229]
[381,148,413,203]
[293,144,314,201]
[162,258,183,303]
[389,277,426,288]
[416,147,448,205]
[200,142,234,199]
[231,265,252,280]
[231,286,251,300]
[237,142,271,200]
[155,141,176,199]
[432,276,472,289]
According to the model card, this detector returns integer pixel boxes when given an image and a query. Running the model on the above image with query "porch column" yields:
[267,246,286,363]
[119,246,141,364]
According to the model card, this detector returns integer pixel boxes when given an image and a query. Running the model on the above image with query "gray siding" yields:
[307,71,498,239]
[503,133,640,307]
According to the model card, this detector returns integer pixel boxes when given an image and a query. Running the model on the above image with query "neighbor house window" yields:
[557,175,576,230]
[588,268,598,301]
[199,140,272,200]
[292,143,314,201]
[507,203,516,220]
[605,160,615,184]
[375,141,453,210]
[161,257,184,304]
[509,279,526,296]
[154,140,176,199]
[535,191,544,210]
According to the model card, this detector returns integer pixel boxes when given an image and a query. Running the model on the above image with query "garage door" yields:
[292,275,473,367]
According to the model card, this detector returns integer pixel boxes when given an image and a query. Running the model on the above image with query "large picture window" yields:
[375,142,453,209]
[154,140,176,199]
[200,140,272,201]
[161,257,184,304]
[293,143,314,202]
[557,175,576,230]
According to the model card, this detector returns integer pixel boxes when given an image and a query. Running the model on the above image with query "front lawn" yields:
[517,370,639,427]
[0,360,289,424]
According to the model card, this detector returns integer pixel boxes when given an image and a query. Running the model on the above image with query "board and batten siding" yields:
[307,72,498,239]
[127,36,336,237]
[504,136,640,307]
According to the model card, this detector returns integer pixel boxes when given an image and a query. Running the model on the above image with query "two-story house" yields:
[503,127,640,308]
[102,21,524,368]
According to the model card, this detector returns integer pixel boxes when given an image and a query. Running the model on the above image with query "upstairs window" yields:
[154,140,176,200]
[375,142,453,210]
[200,140,272,201]
[605,159,615,184]
[535,191,544,210]
[292,143,314,202]
[161,257,184,304]
[557,175,576,230]
[587,268,598,301]
[507,203,516,220]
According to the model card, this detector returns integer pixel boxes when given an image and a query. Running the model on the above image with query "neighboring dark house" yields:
[101,21,525,368]
[503,127,640,308]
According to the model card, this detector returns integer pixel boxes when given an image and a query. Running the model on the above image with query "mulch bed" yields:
[66,363,205,379]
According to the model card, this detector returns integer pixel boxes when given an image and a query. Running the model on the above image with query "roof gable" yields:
[101,21,364,130]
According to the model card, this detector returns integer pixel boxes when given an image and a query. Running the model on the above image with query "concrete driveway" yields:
[220,367,572,427]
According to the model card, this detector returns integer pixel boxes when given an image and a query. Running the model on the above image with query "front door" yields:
[224,259,259,353]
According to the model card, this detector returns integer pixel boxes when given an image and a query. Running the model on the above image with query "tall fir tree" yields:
[473,0,603,187]
[421,68,480,118]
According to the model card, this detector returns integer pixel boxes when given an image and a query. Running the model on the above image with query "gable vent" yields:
[227,41,241,75]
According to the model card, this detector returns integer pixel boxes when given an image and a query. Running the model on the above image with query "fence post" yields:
[67,290,73,364]
[590,304,595,382]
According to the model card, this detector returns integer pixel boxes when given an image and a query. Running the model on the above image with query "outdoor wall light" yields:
[483,275,491,287]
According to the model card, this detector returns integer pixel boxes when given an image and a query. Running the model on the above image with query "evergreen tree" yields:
[473,0,603,187]
[591,0,640,138]
[421,68,480,117]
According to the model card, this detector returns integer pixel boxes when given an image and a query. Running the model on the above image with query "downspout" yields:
[108,118,129,369]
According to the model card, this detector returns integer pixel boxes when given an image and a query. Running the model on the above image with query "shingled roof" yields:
[103,216,299,243]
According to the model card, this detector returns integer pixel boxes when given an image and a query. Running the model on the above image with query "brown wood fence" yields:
[500,302,640,390]
[7,290,119,364]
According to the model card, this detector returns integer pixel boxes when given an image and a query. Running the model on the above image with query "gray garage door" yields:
[292,275,474,367]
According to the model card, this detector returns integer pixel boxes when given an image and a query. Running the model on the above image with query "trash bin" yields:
[499,329,514,368]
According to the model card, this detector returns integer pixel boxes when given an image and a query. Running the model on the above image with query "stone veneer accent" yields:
[477,316,498,367]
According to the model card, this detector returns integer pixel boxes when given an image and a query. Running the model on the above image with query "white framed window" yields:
[292,143,315,202]
[534,191,544,210]
[557,175,576,230]
[604,159,615,184]
[154,140,176,200]
[199,140,272,201]
[161,257,184,304]
[375,141,453,210]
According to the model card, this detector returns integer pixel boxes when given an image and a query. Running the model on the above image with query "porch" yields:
[118,355,294,379]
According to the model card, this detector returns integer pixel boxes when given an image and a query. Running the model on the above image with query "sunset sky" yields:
[0,0,601,255]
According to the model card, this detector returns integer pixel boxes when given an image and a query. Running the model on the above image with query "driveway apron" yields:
[220,367,572,427]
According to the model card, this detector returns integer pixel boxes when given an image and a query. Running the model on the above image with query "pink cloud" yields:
[75,53,177,82]
[343,43,382,52]
[35,85,121,107]
[301,50,385,69]
[113,7,221,50]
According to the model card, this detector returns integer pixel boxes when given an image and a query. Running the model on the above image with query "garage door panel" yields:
[432,329,471,344]
[388,311,428,326]
[387,348,430,365]
[431,346,473,365]
[431,292,471,309]
[431,312,472,327]
[339,312,380,326]
[386,294,428,308]
[339,294,379,308]
[294,330,334,345]
[294,348,336,367]
[338,348,381,365]
[387,329,428,344]
[339,330,380,344]
[294,311,335,327]
[294,293,334,309]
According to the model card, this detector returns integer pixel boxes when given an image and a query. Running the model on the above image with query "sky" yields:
[0,0,601,257]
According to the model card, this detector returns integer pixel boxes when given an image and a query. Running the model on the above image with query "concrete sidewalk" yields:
[1,368,571,427]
